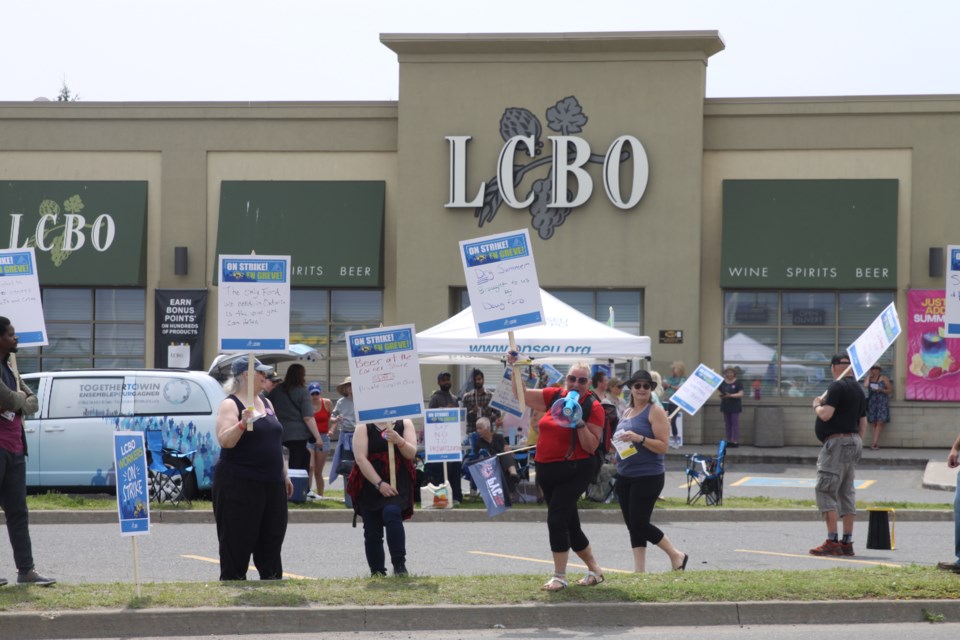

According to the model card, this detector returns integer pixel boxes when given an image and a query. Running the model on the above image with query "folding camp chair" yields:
[145,427,196,506]
[685,440,727,506]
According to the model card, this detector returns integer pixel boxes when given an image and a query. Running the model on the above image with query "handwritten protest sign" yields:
[347,324,423,422]
[668,364,724,416]
[0,248,46,347]
[114,431,150,536]
[217,255,290,353]
[947,245,960,338]
[424,408,463,463]
[846,302,901,380]
[460,229,544,336]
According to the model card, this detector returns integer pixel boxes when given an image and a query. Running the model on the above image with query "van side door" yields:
[40,376,123,488]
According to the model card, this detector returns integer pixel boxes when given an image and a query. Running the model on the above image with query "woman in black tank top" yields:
[212,358,293,581]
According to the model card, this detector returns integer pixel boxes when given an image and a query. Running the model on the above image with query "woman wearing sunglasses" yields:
[506,354,606,592]
[613,370,688,573]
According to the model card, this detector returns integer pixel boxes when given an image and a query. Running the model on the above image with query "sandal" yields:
[576,570,605,586]
[673,553,689,571]
[541,575,568,592]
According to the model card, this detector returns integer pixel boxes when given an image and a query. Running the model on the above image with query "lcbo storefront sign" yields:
[443,97,650,241]
[446,133,650,210]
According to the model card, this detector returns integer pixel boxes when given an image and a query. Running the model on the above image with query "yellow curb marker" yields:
[736,549,900,567]
[469,551,631,574]
[181,554,314,580]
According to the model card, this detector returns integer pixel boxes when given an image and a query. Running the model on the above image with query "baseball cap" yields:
[266,371,283,383]
[308,382,323,395]
[830,353,851,365]
[437,371,451,382]
[230,356,272,377]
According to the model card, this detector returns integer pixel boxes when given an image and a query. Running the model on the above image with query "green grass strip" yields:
[0,566,957,612]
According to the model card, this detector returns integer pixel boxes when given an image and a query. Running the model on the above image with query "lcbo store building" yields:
[1,31,958,447]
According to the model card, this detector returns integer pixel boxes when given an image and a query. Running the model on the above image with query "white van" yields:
[21,369,226,495]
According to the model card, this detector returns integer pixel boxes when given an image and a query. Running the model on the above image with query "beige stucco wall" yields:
[388,34,722,391]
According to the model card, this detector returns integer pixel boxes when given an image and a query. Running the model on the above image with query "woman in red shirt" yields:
[307,381,333,500]
[507,355,605,592]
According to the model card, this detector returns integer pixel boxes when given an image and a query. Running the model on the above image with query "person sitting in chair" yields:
[466,418,520,501]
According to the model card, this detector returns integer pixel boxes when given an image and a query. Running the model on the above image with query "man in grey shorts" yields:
[810,353,867,557]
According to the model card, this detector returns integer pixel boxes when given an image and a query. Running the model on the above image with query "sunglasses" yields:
[632,382,653,390]
[566,375,590,385]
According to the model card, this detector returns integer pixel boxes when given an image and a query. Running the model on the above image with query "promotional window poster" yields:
[154,289,207,370]
[906,289,960,401]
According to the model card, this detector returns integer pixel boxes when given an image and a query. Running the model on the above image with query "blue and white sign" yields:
[669,364,724,416]
[0,248,46,347]
[490,366,524,418]
[847,302,902,380]
[217,254,291,353]
[424,408,464,463]
[460,229,544,336]
[347,324,424,422]
[113,431,150,537]
[946,245,960,338]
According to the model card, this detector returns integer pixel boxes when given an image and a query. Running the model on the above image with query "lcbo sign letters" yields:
[446,134,650,210]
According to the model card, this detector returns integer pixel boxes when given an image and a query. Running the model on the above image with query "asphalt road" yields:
[8,516,952,584]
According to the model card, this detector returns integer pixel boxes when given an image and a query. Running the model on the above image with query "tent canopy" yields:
[416,289,651,365]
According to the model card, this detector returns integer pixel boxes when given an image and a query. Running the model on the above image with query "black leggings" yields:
[615,473,666,548]
[536,459,595,553]
[212,464,288,580]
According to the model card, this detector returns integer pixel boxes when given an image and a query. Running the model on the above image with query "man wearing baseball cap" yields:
[809,353,867,557]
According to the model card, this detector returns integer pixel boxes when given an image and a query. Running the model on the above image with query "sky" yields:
[2,0,957,102]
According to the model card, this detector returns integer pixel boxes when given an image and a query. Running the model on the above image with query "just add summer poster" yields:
[906,289,960,401]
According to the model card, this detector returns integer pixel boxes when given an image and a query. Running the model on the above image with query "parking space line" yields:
[730,476,752,487]
[181,554,314,579]
[468,550,630,574]
[735,548,900,567]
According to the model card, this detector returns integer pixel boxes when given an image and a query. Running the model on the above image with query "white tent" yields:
[416,289,651,364]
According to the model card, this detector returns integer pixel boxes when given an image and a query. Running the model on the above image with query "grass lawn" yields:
[0,566,957,612]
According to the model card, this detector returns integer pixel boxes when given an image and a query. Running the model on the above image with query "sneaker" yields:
[17,570,56,586]
[0,577,7,587]
[393,563,408,577]
[305,491,321,502]
[936,561,960,573]
[840,542,855,557]
[809,540,844,556]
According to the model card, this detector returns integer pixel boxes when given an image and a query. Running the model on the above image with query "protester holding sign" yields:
[506,354,605,592]
[350,419,418,577]
[613,370,688,573]
[213,357,293,581]
[809,353,866,558]
[0,318,55,586]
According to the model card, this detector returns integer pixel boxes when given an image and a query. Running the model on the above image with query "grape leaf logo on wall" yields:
[474,96,629,240]
[33,195,85,267]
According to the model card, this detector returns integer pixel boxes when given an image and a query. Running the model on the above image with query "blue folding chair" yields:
[145,427,196,506]
[685,440,727,506]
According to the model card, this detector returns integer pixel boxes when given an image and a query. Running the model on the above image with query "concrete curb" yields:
[9,507,953,526]
[3,600,960,639]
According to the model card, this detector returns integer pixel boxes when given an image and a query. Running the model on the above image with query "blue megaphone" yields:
[549,390,583,428]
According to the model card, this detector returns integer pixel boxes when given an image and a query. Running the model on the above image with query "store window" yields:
[287,289,383,392]
[18,288,146,373]
[723,290,895,398]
